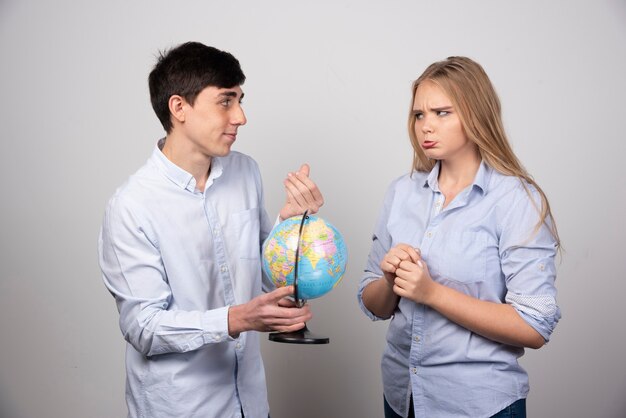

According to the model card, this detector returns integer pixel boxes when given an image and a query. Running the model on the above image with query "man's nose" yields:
[232,105,247,126]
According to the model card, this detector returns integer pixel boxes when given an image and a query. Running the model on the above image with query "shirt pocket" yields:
[436,230,489,294]
[230,208,261,260]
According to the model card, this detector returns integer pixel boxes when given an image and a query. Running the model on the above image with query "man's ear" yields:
[168,95,186,123]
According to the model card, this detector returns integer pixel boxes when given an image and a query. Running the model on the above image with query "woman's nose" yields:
[421,115,433,133]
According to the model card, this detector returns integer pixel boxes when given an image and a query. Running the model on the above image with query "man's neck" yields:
[161,134,211,191]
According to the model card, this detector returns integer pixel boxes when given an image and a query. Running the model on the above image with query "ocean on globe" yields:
[262,214,348,300]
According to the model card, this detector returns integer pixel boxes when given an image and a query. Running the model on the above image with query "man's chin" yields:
[211,143,233,157]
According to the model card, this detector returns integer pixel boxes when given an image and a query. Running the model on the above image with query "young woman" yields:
[358,57,560,418]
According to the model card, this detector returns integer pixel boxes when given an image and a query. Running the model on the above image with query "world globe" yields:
[262,214,348,301]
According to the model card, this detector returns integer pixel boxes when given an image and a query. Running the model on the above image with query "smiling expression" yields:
[179,85,247,159]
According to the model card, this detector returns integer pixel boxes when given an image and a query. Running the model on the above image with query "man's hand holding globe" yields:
[228,285,312,338]
[227,163,325,340]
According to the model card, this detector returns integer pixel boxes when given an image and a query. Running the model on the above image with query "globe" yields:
[262,214,348,301]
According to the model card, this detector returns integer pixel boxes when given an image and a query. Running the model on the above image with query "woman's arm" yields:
[394,259,545,348]
[361,278,400,319]
[362,244,422,319]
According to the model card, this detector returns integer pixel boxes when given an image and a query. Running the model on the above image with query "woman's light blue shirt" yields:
[358,161,560,418]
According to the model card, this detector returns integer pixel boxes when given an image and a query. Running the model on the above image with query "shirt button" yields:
[213,228,219,236]
[414,336,420,343]
[539,263,545,271]
[427,231,433,238]
[236,343,241,349]
[411,367,417,374]
[220,265,228,273]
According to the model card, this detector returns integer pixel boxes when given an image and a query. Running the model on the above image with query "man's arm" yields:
[99,195,305,358]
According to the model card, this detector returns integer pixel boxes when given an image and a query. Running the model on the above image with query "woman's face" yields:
[412,80,477,164]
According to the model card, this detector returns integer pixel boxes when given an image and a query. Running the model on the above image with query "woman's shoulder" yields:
[388,170,428,190]
[489,170,538,196]
[487,171,543,217]
[376,171,429,210]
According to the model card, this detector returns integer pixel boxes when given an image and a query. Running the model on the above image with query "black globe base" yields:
[268,325,329,344]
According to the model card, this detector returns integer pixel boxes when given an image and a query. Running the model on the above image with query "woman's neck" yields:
[437,153,481,207]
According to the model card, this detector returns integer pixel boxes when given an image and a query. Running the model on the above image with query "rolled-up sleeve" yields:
[499,187,561,342]
[98,195,232,357]
[358,185,396,321]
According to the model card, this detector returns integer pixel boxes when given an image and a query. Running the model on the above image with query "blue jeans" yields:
[384,396,414,418]
[490,399,526,418]
[383,396,526,418]
[241,410,270,418]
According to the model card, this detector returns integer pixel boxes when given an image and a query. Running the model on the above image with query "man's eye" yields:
[221,99,231,107]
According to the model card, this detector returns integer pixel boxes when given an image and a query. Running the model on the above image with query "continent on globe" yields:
[262,215,348,300]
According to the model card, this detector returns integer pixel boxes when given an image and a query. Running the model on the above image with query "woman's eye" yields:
[415,112,423,120]
[437,110,449,116]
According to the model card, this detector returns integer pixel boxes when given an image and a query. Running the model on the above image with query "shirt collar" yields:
[151,138,224,193]
[424,160,491,195]
[424,161,441,191]
[472,160,491,195]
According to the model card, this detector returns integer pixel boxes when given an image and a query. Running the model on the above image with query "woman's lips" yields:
[422,141,436,149]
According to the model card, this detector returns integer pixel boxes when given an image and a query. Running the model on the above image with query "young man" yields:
[98,42,324,418]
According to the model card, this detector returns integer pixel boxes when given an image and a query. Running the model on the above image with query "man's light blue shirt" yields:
[99,140,273,418]
[358,161,560,418]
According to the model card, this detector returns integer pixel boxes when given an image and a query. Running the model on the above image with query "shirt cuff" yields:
[357,276,389,321]
[201,306,234,344]
[506,293,561,342]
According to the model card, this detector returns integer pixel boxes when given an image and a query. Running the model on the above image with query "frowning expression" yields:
[412,80,477,163]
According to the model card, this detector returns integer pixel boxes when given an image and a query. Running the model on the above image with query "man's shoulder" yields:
[105,161,161,214]
[222,150,258,168]
[220,151,262,180]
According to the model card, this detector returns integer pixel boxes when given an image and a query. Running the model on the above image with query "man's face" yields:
[179,85,246,158]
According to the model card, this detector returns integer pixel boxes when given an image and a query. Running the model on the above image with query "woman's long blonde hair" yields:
[408,56,560,246]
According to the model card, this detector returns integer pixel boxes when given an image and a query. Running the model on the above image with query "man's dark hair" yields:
[148,42,246,133]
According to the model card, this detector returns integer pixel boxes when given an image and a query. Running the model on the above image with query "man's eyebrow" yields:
[218,90,244,100]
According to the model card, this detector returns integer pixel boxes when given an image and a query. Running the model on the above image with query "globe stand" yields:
[268,325,329,344]
[269,210,330,345]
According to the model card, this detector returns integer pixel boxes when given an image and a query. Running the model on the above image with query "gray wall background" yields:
[1,1,625,417]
